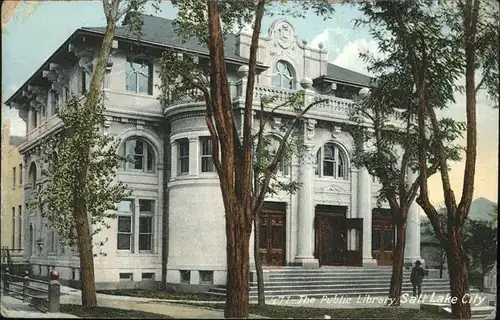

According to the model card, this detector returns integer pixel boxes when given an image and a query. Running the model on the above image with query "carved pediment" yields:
[318,183,349,194]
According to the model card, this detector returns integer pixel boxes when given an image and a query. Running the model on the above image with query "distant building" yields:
[1,120,25,252]
[5,15,423,290]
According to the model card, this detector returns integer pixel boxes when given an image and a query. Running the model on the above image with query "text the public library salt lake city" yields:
[270,293,488,307]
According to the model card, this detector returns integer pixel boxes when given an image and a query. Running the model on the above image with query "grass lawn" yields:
[96,289,225,301]
[60,304,172,319]
[176,302,445,319]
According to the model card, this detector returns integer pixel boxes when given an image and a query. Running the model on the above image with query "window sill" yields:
[119,170,157,177]
[116,252,158,257]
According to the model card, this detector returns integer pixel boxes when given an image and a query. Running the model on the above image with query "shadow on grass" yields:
[177,302,445,319]
[96,289,225,301]
[60,304,172,319]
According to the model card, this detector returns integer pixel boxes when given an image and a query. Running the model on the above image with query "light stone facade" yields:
[1,121,25,253]
[6,15,422,290]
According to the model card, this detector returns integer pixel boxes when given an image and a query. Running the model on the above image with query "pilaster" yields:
[358,167,377,266]
[295,141,319,268]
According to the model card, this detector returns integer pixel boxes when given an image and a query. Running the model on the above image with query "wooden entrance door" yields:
[258,203,286,266]
[346,218,363,266]
[372,220,395,266]
[314,205,348,266]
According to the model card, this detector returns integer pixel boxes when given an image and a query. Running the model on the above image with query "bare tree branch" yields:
[252,98,328,213]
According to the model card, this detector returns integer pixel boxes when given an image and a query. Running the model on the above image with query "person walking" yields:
[411,260,425,296]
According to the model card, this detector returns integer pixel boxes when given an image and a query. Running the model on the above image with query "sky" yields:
[1,1,498,206]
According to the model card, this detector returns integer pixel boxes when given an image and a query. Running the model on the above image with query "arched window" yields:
[315,143,348,179]
[120,138,155,173]
[28,163,37,188]
[271,60,295,90]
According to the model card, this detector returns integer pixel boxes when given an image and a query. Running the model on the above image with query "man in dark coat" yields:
[411,260,425,296]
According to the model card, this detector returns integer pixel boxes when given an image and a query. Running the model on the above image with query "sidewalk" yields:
[1,295,78,318]
[60,286,265,319]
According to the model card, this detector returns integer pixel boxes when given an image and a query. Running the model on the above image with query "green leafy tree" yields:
[355,1,498,317]
[160,1,335,317]
[413,1,498,317]
[352,1,464,306]
[28,0,153,307]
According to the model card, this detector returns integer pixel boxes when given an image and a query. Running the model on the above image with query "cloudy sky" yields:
[2,1,498,205]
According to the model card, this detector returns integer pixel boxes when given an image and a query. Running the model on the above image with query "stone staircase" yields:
[207,267,480,300]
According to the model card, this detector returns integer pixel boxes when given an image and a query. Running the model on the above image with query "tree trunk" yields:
[74,204,97,307]
[447,229,471,319]
[253,213,265,306]
[388,221,406,306]
[225,205,252,318]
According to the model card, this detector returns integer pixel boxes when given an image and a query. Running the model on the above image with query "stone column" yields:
[358,167,377,266]
[294,145,319,268]
[405,169,424,267]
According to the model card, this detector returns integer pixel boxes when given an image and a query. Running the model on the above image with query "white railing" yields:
[252,85,355,118]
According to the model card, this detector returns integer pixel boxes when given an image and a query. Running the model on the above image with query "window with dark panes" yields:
[200,138,214,172]
[117,200,134,250]
[12,167,16,187]
[19,164,22,185]
[139,199,154,251]
[178,139,189,174]
[122,138,155,173]
[126,58,153,95]
[315,143,348,179]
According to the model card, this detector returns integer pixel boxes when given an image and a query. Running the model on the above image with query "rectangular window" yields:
[18,205,22,249]
[180,270,191,284]
[199,271,214,284]
[126,58,153,95]
[63,87,69,105]
[119,273,133,281]
[13,167,16,187]
[178,139,189,175]
[12,207,16,248]
[19,164,22,185]
[52,91,60,114]
[139,200,154,251]
[117,200,134,251]
[80,70,87,95]
[32,111,38,129]
[200,138,214,173]
[142,273,155,281]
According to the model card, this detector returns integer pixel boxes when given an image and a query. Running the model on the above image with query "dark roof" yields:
[326,63,375,88]
[82,14,244,63]
[85,15,372,87]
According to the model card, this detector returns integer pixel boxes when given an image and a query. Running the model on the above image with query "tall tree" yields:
[31,0,152,307]
[343,75,453,304]
[414,0,498,318]
[355,0,467,310]
[161,1,335,316]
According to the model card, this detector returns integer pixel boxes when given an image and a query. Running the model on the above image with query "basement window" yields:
[199,271,214,285]
[142,273,155,281]
[180,270,190,284]
[119,273,133,281]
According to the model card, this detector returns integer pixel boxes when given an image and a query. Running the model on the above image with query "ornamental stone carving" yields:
[305,119,316,140]
[302,145,316,165]
[275,21,294,49]
[69,43,94,74]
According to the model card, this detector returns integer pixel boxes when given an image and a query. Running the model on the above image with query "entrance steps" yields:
[206,267,479,300]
